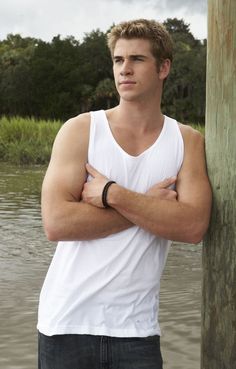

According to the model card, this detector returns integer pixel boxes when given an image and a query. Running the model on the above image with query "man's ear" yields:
[158,59,171,80]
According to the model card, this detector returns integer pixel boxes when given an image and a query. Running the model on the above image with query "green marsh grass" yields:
[0,116,62,165]
[190,123,205,136]
[0,116,205,165]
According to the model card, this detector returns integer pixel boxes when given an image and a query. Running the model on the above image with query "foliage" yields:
[94,78,118,109]
[0,18,207,123]
[162,18,206,123]
[0,116,61,164]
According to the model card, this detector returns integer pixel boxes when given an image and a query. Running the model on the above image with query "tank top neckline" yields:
[101,110,168,159]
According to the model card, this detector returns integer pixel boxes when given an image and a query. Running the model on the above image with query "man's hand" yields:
[82,163,177,208]
[82,164,110,208]
[146,177,177,201]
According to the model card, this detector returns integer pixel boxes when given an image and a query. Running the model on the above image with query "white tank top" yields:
[37,110,184,337]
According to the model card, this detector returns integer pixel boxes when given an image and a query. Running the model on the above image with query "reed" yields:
[0,116,205,165]
[0,116,62,165]
[190,123,205,136]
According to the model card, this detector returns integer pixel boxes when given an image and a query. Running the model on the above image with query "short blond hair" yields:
[107,19,173,68]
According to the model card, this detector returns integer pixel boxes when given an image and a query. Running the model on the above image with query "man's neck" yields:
[113,99,164,133]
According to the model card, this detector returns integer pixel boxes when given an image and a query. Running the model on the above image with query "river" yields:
[0,163,202,369]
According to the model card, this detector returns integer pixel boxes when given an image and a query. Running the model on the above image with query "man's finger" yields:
[156,176,177,189]
[86,163,100,177]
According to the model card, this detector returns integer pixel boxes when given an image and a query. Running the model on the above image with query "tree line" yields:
[0,18,206,123]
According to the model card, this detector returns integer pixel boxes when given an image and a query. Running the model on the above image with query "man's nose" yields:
[120,61,133,75]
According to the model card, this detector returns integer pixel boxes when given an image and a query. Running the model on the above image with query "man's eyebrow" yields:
[130,54,148,59]
[113,54,148,60]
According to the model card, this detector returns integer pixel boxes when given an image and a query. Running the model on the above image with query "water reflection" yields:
[0,163,202,369]
[0,163,54,369]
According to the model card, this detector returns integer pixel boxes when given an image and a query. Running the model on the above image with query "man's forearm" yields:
[107,184,207,244]
[43,200,133,242]
[81,164,202,243]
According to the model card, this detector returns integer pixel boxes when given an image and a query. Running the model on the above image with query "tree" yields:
[0,34,38,116]
[0,19,207,122]
[30,36,82,120]
[79,30,113,88]
[94,78,118,109]
[162,19,206,123]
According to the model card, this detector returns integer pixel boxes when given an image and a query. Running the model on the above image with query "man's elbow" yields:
[42,208,64,241]
[45,230,59,242]
[43,219,61,242]
[187,232,203,245]
[185,219,210,244]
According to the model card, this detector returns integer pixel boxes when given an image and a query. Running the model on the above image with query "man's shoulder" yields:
[65,112,91,129]
[178,122,204,144]
[51,113,91,156]
[56,112,91,139]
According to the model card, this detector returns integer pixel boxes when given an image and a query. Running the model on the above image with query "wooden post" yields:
[201,1,236,368]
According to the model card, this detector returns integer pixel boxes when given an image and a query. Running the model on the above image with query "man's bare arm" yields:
[82,125,212,244]
[41,114,132,242]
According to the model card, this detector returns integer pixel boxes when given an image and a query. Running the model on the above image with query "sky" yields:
[0,0,207,42]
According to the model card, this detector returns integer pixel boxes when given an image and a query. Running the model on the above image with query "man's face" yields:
[112,38,168,102]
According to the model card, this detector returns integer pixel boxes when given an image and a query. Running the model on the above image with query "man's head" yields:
[107,18,173,70]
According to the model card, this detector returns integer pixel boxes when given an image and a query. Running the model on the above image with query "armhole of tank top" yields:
[175,120,185,172]
[166,116,184,172]
[88,110,107,162]
[88,111,95,162]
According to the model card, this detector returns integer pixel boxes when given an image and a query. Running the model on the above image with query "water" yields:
[0,163,202,369]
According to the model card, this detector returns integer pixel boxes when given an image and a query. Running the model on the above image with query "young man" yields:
[38,19,212,369]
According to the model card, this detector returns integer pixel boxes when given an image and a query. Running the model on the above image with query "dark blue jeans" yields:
[38,332,163,369]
